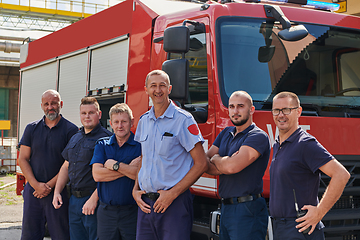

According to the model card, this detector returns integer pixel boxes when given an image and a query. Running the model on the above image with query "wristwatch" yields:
[112,162,120,171]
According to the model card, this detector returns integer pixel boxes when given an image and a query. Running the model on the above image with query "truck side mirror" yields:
[162,58,189,100]
[278,25,308,41]
[264,5,308,41]
[163,26,190,53]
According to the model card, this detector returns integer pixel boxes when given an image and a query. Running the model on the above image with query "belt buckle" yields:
[72,190,80,198]
[144,192,160,201]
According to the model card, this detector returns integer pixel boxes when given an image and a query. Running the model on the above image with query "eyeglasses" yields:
[271,107,298,116]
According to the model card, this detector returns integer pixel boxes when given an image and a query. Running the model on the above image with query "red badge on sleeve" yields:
[188,124,199,135]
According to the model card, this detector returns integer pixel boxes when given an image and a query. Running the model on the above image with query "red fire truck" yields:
[17,0,360,239]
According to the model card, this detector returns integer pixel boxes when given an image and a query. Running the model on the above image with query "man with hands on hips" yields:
[269,91,350,239]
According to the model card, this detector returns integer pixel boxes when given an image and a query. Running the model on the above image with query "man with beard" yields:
[206,91,270,240]
[18,89,78,240]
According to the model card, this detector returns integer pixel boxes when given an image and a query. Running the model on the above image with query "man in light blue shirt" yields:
[133,70,208,240]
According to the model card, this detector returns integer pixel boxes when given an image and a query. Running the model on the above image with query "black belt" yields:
[142,192,160,201]
[71,189,92,198]
[221,194,262,205]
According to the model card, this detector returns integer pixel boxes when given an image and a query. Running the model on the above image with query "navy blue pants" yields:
[271,217,325,240]
[136,189,193,240]
[97,202,137,240]
[68,194,98,240]
[21,183,70,240]
[220,197,268,240]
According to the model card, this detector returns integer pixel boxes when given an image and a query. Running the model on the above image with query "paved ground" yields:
[0,174,23,239]
[0,174,51,240]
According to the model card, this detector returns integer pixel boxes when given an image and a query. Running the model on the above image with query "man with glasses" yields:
[206,90,270,240]
[269,91,350,240]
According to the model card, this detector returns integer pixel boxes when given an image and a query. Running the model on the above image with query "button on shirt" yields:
[270,127,333,218]
[90,132,141,206]
[19,115,78,183]
[135,101,204,193]
[62,123,112,191]
[213,124,270,199]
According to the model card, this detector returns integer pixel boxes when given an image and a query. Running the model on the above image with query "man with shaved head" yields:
[206,90,270,240]
[18,89,78,240]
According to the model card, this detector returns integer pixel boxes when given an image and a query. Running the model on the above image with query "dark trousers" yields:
[97,202,137,240]
[21,183,70,240]
[220,197,268,240]
[136,189,193,240]
[272,217,325,240]
[69,195,98,240]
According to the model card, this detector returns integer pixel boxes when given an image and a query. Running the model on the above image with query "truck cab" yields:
[18,0,360,239]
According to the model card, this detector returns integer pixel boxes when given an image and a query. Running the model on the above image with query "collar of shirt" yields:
[275,127,302,146]
[80,123,102,136]
[229,123,256,138]
[40,114,64,129]
[108,131,137,147]
[149,100,176,121]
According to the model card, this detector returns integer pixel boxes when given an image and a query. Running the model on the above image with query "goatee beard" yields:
[231,118,248,126]
[46,112,58,121]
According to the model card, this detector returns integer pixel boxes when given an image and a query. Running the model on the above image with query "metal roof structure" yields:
[0,0,119,32]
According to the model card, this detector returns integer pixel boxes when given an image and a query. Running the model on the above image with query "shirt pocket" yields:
[83,139,97,150]
[138,134,150,151]
[64,141,77,158]
[158,135,177,156]
[81,139,97,162]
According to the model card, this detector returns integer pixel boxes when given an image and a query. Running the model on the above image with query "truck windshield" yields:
[216,17,360,117]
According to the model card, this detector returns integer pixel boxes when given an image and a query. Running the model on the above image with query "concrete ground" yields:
[0,174,23,240]
[0,203,22,240]
[0,174,51,240]
[0,203,51,240]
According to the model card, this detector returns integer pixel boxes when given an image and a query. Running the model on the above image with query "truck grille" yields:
[332,196,360,210]
[320,155,360,240]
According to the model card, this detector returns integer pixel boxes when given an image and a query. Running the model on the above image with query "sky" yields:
[0,0,122,64]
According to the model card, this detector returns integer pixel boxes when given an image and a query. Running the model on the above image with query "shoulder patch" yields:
[188,124,200,135]
[96,136,112,145]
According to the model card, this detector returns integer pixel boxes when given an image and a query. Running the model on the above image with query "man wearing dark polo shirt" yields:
[91,103,141,240]
[270,91,350,239]
[206,91,270,240]
[52,97,111,240]
[18,89,78,240]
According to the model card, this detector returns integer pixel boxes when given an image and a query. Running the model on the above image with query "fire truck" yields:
[17,0,360,239]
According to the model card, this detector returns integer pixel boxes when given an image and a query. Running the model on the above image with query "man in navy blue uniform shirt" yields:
[206,90,270,240]
[52,97,112,240]
[91,103,141,240]
[18,89,78,240]
[270,91,350,239]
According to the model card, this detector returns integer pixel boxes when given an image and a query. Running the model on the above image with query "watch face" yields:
[113,163,119,171]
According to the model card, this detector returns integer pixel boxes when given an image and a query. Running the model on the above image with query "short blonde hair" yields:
[109,103,133,121]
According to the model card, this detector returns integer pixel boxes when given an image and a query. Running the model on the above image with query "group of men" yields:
[18,69,350,240]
